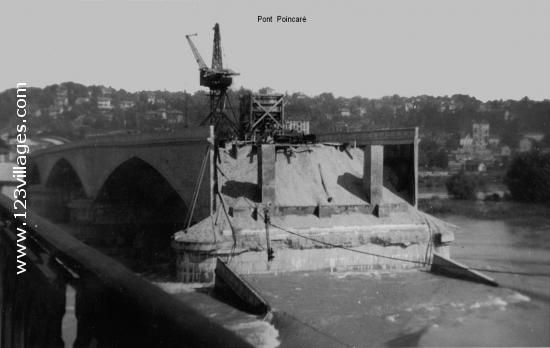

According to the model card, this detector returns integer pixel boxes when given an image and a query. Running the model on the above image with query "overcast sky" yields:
[1,0,549,101]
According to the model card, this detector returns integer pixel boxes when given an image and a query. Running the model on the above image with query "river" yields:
[76,204,550,347]
[213,206,550,347]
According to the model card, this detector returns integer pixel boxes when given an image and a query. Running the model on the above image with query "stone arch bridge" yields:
[28,127,213,228]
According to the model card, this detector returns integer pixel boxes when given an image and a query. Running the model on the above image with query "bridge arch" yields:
[42,158,87,221]
[93,157,188,266]
[46,158,86,193]
[95,156,188,223]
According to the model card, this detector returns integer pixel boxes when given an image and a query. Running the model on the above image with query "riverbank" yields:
[419,198,550,220]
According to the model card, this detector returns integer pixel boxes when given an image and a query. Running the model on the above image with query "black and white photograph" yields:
[0,0,549,347]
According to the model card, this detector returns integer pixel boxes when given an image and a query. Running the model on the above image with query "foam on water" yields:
[154,281,280,347]
[154,281,210,294]
[225,319,280,348]
[386,314,398,323]
[470,296,508,310]
[470,291,530,310]
[507,291,531,303]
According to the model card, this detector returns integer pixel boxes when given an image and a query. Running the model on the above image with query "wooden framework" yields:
[239,94,285,137]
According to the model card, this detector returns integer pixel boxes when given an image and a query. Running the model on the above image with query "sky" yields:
[1,0,549,101]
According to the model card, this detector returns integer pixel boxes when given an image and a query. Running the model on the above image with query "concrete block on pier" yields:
[363,144,384,208]
[258,144,276,204]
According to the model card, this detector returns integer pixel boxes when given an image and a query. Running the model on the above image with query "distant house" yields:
[524,133,545,142]
[478,162,487,172]
[259,87,276,95]
[143,110,162,120]
[101,86,114,96]
[167,110,185,124]
[339,108,351,117]
[54,87,69,110]
[518,133,545,152]
[75,96,90,106]
[97,96,113,110]
[472,123,489,150]
[519,138,536,152]
[459,134,473,153]
[465,160,487,172]
[120,100,135,110]
[146,92,157,104]
[488,137,500,147]
[335,122,350,132]
[448,160,464,173]
[284,120,310,134]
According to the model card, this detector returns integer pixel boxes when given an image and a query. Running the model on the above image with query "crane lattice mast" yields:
[211,23,223,71]
[185,23,239,139]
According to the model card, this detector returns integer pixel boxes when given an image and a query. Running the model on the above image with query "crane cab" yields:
[199,69,234,89]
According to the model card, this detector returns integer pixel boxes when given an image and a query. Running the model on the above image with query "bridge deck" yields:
[31,127,211,156]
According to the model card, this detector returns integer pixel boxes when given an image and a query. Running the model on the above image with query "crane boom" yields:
[185,34,208,70]
[211,23,223,71]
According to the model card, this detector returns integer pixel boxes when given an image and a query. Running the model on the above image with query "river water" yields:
[158,207,550,347]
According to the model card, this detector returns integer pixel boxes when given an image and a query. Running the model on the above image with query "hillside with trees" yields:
[1,82,549,149]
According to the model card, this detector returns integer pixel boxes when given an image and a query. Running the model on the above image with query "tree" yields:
[446,171,477,200]
[432,149,448,169]
[419,139,448,169]
[505,151,550,203]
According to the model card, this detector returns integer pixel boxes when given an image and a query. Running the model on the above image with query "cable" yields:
[269,219,426,266]
[423,215,434,266]
[251,201,550,277]
[184,145,210,230]
[214,165,550,279]
[216,187,238,265]
[272,217,550,277]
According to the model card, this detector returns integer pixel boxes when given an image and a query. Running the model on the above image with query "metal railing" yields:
[0,195,250,347]
[317,127,418,145]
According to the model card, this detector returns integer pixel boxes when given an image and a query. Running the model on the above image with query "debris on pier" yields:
[173,142,455,282]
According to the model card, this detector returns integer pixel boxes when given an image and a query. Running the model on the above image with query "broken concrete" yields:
[173,143,454,282]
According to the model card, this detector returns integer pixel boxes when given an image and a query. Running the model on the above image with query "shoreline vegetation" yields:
[420,151,550,219]
[419,197,550,220]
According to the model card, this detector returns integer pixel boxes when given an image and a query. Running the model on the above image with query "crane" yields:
[185,34,208,70]
[186,23,239,136]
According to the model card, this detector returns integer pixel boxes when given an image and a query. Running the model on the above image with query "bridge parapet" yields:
[0,195,250,347]
[31,127,212,157]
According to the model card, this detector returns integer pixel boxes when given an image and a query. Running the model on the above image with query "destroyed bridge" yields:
[0,125,437,346]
